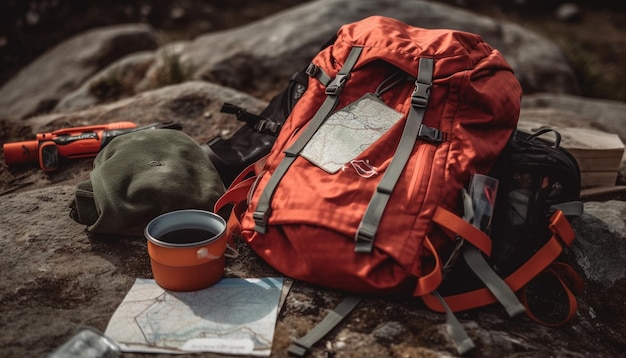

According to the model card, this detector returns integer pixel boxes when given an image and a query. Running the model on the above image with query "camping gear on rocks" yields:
[213,16,584,355]
[425,128,584,327]
[145,209,228,292]
[69,128,225,236]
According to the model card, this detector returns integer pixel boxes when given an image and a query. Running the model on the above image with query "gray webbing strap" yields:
[354,58,434,253]
[287,295,363,356]
[432,291,475,355]
[551,201,584,217]
[306,63,332,86]
[462,245,526,317]
[253,46,364,233]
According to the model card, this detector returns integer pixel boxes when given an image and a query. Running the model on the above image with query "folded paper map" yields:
[104,277,288,356]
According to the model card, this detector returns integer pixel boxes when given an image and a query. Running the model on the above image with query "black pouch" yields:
[205,71,308,186]
[437,127,582,294]
[489,128,582,277]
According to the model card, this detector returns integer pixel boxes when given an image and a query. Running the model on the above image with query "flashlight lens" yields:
[40,144,59,171]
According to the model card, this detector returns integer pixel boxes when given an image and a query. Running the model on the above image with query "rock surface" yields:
[1,0,625,357]
[0,0,580,119]
[1,185,625,357]
[178,0,579,97]
[521,93,626,143]
[0,24,159,121]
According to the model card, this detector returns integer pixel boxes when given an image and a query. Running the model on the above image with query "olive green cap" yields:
[70,128,225,236]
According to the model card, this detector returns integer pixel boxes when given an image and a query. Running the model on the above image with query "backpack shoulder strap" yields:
[461,245,526,317]
[431,291,476,355]
[432,197,526,318]
[287,295,363,356]
[253,46,364,233]
[355,57,435,253]
[423,210,581,322]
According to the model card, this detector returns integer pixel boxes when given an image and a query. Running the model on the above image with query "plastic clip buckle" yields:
[253,210,270,234]
[411,80,431,108]
[325,74,350,95]
[418,124,443,143]
[354,225,375,253]
[254,120,281,135]
[305,63,318,77]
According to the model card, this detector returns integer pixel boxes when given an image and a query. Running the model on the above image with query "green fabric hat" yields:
[70,128,225,236]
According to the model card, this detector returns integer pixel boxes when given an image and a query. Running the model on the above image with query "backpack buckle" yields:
[254,119,282,135]
[354,223,376,253]
[417,124,443,143]
[326,73,350,95]
[253,210,270,234]
[411,80,431,108]
[305,63,319,77]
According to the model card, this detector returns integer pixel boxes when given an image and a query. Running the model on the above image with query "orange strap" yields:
[213,176,255,247]
[423,210,578,316]
[413,235,443,296]
[214,176,256,213]
[413,204,500,297]
[228,160,258,190]
[214,155,264,212]
[519,262,584,326]
[432,206,492,256]
[213,157,263,243]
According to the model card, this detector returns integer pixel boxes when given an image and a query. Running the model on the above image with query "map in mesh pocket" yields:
[300,93,404,173]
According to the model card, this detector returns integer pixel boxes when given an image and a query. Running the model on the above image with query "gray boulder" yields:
[572,201,626,285]
[0,23,159,121]
[172,0,578,97]
[7,0,580,116]
[54,51,157,113]
[522,93,626,143]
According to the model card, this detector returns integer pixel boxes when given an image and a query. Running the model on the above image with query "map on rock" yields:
[104,277,286,356]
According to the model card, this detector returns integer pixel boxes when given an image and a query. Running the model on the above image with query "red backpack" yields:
[214,16,582,355]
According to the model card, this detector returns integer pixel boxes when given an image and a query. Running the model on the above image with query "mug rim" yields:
[145,209,226,248]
